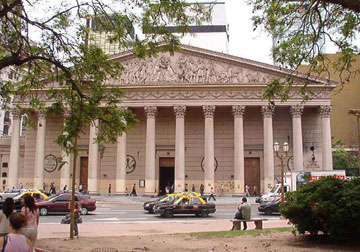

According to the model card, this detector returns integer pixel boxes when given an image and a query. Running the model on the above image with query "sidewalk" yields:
[93,195,258,205]
[38,219,290,239]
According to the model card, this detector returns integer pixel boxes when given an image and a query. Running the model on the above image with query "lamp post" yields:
[273,141,289,204]
[348,109,360,175]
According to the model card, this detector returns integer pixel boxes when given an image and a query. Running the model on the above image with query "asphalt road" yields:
[39,203,280,224]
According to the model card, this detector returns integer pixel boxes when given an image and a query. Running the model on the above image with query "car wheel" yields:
[265,208,273,216]
[200,211,209,218]
[80,207,88,215]
[40,207,48,216]
[164,209,173,218]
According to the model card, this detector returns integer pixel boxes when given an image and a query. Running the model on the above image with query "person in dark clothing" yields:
[200,184,204,196]
[130,184,137,196]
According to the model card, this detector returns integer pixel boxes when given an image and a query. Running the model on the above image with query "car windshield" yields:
[270,186,278,193]
[174,198,185,205]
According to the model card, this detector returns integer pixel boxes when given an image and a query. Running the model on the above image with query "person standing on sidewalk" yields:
[208,187,216,201]
[21,195,39,246]
[73,202,81,237]
[0,198,14,235]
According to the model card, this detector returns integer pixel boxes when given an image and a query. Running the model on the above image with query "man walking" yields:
[208,187,216,201]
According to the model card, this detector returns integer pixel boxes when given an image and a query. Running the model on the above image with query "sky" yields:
[225,0,274,64]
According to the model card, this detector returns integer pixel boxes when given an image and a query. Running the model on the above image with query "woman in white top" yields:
[0,198,14,235]
[20,195,39,246]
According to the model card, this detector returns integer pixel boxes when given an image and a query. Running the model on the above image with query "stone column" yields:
[320,105,333,170]
[88,120,99,194]
[291,105,304,171]
[34,111,46,189]
[261,105,275,192]
[8,109,21,189]
[145,106,158,194]
[174,105,186,193]
[232,105,245,194]
[60,111,71,190]
[203,105,215,194]
[116,107,128,194]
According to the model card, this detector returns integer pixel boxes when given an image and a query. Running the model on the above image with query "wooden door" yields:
[80,157,88,190]
[244,158,260,196]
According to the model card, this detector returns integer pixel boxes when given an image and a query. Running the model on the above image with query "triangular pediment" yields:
[108,44,336,87]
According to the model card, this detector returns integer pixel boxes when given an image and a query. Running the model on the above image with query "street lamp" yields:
[273,141,289,204]
[348,109,360,175]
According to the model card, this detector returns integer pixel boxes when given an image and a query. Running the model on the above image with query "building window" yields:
[4,111,10,123]
[1,172,7,178]
[21,115,27,136]
[3,125,9,135]
[2,163,8,168]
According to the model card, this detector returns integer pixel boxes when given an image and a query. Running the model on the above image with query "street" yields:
[39,203,280,224]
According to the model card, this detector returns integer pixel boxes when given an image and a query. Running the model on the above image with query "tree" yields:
[249,0,360,102]
[0,0,210,238]
[332,138,359,176]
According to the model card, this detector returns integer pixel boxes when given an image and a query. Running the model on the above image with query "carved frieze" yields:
[114,54,273,85]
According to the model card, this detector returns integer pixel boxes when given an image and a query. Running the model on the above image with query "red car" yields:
[35,193,96,216]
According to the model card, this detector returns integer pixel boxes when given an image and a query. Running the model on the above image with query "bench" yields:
[230,219,267,230]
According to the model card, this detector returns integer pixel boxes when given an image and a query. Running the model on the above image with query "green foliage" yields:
[332,138,358,170]
[281,177,360,239]
[249,0,360,102]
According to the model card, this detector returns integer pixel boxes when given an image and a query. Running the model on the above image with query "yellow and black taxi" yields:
[154,195,216,218]
[0,189,49,212]
[143,194,180,213]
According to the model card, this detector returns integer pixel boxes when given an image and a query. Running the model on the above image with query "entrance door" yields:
[159,158,175,195]
[244,158,260,196]
[80,157,88,190]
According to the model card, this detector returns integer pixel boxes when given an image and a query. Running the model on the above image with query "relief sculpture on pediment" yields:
[117,54,272,85]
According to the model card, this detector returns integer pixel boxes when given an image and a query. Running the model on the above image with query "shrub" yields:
[281,176,360,239]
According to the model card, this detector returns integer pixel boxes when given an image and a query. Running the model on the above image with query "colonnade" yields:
[7,105,333,194]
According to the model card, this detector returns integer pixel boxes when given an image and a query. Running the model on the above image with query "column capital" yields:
[202,105,215,118]
[174,105,186,118]
[261,104,275,118]
[232,105,245,118]
[320,105,332,118]
[37,110,46,120]
[290,105,304,118]
[144,106,158,118]
[11,108,21,119]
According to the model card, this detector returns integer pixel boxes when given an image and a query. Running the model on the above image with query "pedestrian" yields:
[79,184,83,193]
[184,184,188,192]
[0,198,14,235]
[170,184,174,193]
[253,185,257,197]
[20,195,39,246]
[200,184,204,196]
[245,184,250,197]
[130,183,137,196]
[191,184,196,192]
[52,182,56,194]
[63,185,67,192]
[74,183,78,192]
[220,184,224,196]
[19,183,23,189]
[231,197,251,231]
[49,182,53,194]
[0,212,33,251]
[208,187,216,201]
[165,185,170,194]
[43,182,46,192]
[73,201,80,237]
[108,184,112,195]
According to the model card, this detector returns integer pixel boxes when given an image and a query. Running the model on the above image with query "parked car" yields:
[0,189,23,200]
[0,190,49,211]
[154,195,216,218]
[258,199,281,215]
[36,193,96,216]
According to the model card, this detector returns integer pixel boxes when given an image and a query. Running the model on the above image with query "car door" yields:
[51,195,71,213]
[191,198,202,214]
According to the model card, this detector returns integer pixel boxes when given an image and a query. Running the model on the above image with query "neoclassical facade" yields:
[2,45,336,195]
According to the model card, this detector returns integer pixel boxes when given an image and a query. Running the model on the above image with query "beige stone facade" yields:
[1,45,336,194]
